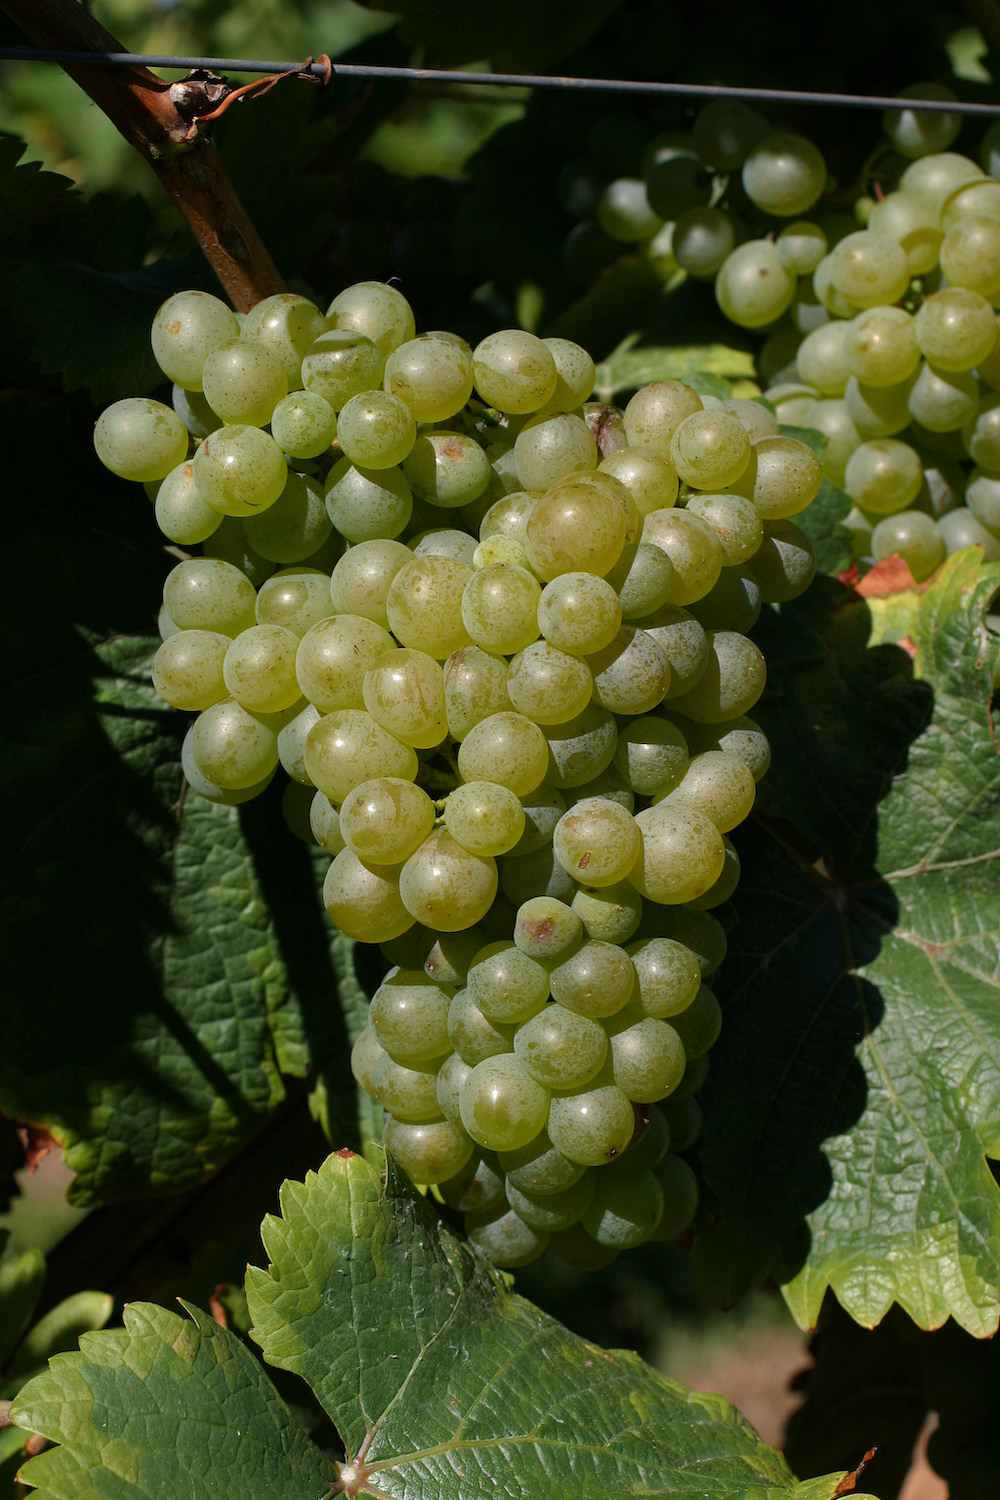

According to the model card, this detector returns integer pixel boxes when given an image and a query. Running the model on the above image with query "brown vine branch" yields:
[0,0,286,311]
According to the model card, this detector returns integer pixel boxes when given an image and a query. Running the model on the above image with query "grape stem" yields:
[0,0,286,310]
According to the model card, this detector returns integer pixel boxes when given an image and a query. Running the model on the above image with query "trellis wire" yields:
[2,48,1000,116]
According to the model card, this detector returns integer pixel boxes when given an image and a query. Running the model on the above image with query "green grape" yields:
[151,629,229,711]
[724,398,780,441]
[415,529,479,569]
[448,988,514,1064]
[385,555,473,658]
[552,797,642,891]
[480,491,537,548]
[964,393,1000,469]
[901,153,983,213]
[301,329,384,410]
[350,1025,384,1096]
[669,410,750,490]
[362,648,447,749]
[223,624,301,713]
[915,289,999,372]
[844,374,915,439]
[335,390,416,469]
[466,941,550,1024]
[295,615,395,714]
[800,398,861,482]
[570,880,642,945]
[628,802,725,904]
[370,968,452,1063]
[716,240,796,328]
[692,715,770,782]
[326,281,415,358]
[684,493,762,566]
[537,572,622,655]
[383,335,474,423]
[510,785,567,856]
[255,570,331,637]
[154,461,222,546]
[384,1115,474,1185]
[741,132,826,216]
[543,703,619,788]
[907,362,979,432]
[612,1104,670,1175]
[193,425,287,517]
[547,1083,635,1165]
[612,714,688,797]
[372,1052,442,1121]
[328,539,412,628]
[201,515,274,589]
[309,790,345,855]
[766,385,819,426]
[444,781,525,857]
[549,940,635,1018]
[151,290,240,390]
[323,848,413,942]
[669,983,722,1058]
[514,413,597,492]
[435,1051,472,1124]
[338,778,436,865]
[505,1173,595,1233]
[598,446,679,519]
[690,99,768,169]
[775,220,828,275]
[607,542,675,619]
[539,337,596,411]
[459,1054,550,1152]
[597,177,661,242]
[180,725,274,804]
[639,606,710,699]
[503,848,576,909]
[402,431,491,509]
[473,330,559,415]
[645,153,711,219]
[636,904,726,976]
[525,477,626,581]
[938,507,1000,560]
[586,627,670,716]
[654,749,756,832]
[324,459,412,544]
[499,1129,587,1194]
[967,469,1000,531]
[201,338,287,427]
[189,698,280,789]
[672,206,735,278]
[277,702,321,785]
[870,510,945,580]
[506,641,594,725]
[278,781,316,837]
[400,827,498,932]
[424,929,482,987]
[661,1095,702,1153]
[439,1150,507,1215]
[982,119,1000,176]
[940,215,1000,299]
[795,321,851,396]
[243,292,325,386]
[457,711,549,797]
[512,895,583,964]
[270,390,337,460]
[648,1154,699,1240]
[940,177,1000,231]
[460,563,541,655]
[975,315,1000,388]
[812,254,861,318]
[442,645,511,740]
[884,82,961,158]
[94,397,190,483]
[172,383,222,440]
[641,509,723,606]
[242,470,330,564]
[667,629,766,723]
[605,1014,685,1103]
[688,831,741,905]
[305,709,417,803]
[867,190,941,276]
[845,438,923,514]
[466,1206,549,1266]
[626,937,702,1019]
[548,1223,619,1268]
[622,382,703,457]
[828,231,910,308]
[163,557,257,637]
[686,565,761,633]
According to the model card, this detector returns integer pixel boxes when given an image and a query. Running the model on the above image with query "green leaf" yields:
[360,0,626,70]
[0,1241,45,1367]
[10,1301,333,1498]
[694,553,1000,1335]
[593,337,756,401]
[0,138,80,256]
[8,1291,113,1380]
[247,1152,868,1499]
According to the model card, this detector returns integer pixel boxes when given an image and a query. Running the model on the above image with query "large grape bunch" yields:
[554,84,1000,600]
[94,281,821,1268]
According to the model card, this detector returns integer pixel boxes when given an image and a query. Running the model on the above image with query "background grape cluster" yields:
[92,278,822,1267]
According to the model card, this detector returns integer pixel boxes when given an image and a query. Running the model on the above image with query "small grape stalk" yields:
[96,281,822,1269]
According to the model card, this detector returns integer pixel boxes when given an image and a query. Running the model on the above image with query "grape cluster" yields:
[94,280,821,1267]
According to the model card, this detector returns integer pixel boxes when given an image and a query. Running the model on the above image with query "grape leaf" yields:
[0,138,80,256]
[593,335,756,401]
[245,1151,870,1500]
[10,1301,334,1499]
[694,553,1000,1335]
